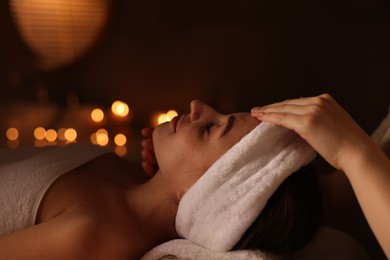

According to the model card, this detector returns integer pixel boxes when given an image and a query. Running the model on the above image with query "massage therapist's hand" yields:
[141,127,158,177]
[251,94,375,172]
[253,94,390,258]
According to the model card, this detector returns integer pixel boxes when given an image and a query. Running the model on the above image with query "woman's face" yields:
[153,99,260,190]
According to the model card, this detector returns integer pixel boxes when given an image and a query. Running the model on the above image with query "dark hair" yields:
[233,164,322,254]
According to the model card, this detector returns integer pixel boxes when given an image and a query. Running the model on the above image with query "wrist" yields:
[341,140,389,180]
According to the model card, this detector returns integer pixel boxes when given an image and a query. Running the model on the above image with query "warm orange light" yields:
[166,110,178,119]
[154,109,178,126]
[34,139,47,147]
[114,133,127,146]
[91,108,104,122]
[96,128,108,136]
[6,127,19,141]
[34,127,46,140]
[111,101,129,118]
[64,128,77,142]
[90,133,97,145]
[96,128,109,146]
[45,129,57,142]
[157,113,170,125]
[10,0,110,69]
[96,134,109,146]
[115,146,127,157]
[7,139,19,149]
[57,128,66,141]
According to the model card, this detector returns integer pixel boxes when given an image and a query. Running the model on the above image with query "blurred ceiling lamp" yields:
[10,0,110,70]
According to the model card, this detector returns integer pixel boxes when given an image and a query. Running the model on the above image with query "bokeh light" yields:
[115,145,127,157]
[45,129,57,142]
[96,128,109,146]
[64,128,77,142]
[91,108,104,123]
[34,127,46,140]
[7,139,19,149]
[166,110,178,119]
[154,109,178,126]
[6,127,19,141]
[114,133,127,146]
[111,101,129,118]
[57,128,67,141]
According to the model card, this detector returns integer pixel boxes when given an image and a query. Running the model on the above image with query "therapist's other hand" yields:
[141,127,158,177]
[251,93,373,172]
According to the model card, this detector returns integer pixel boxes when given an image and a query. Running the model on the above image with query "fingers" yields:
[251,94,333,114]
[251,102,316,129]
[141,127,154,138]
[141,145,158,176]
[252,104,309,117]
[249,93,374,170]
[141,161,158,177]
[141,127,158,176]
[250,94,336,140]
[251,94,335,120]
[253,112,307,136]
[251,96,315,111]
[141,148,157,165]
[141,138,154,152]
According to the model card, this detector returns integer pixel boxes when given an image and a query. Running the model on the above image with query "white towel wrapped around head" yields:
[175,122,316,252]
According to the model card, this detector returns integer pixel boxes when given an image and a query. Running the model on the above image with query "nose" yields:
[190,99,220,121]
[190,99,202,121]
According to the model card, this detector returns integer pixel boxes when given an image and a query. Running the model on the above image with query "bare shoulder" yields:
[0,209,136,259]
[65,208,149,259]
[64,210,135,259]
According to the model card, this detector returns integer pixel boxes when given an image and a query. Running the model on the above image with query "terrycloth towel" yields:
[176,122,316,252]
[141,238,276,260]
[0,143,110,236]
[141,227,370,260]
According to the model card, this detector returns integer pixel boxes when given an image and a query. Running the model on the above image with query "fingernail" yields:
[251,108,264,115]
[256,112,265,117]
[251,107,261,112]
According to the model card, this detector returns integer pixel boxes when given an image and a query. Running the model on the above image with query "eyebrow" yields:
[221,115,236,138]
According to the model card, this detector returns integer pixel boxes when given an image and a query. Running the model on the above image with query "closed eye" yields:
[220,115,235,138]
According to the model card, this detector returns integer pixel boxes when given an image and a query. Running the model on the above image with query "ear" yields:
[176,188,188,201]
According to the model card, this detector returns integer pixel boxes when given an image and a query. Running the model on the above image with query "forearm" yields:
[342,141,390,258]
[251,94,390,257]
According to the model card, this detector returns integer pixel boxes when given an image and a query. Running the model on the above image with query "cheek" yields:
[153,134,191,172]
[166,146,207,177]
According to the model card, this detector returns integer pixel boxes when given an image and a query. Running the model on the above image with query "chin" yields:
[153,122,171,139]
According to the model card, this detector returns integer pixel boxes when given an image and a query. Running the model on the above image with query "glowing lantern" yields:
[10,0,110,69]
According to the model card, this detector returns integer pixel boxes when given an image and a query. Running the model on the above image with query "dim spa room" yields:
[0,1,389,259]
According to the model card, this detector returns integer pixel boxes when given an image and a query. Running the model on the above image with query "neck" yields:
[127,170,179,246]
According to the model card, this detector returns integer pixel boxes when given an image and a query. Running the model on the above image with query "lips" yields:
[171,115,180,132]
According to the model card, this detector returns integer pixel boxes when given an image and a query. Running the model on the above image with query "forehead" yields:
[216,112,259,152]
[197,112,259,175]
[230,112,260,139]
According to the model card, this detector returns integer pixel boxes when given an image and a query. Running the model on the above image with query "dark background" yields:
[0,1,389,258]
[1,0,389,130]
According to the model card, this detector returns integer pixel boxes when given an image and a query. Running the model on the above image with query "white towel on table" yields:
[0,143,110,236]
[141,238,276,260]
[141,227,370,260]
